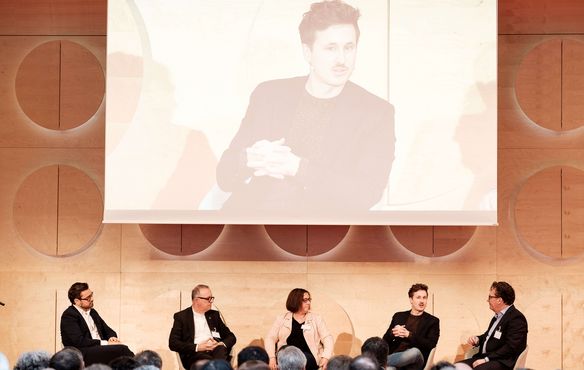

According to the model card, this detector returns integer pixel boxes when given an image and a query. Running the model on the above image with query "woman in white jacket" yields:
[265,288,333,370]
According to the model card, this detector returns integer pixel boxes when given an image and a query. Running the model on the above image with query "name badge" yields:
[494,330,502,339]
[301,324,312,331]
[211,331,220,339]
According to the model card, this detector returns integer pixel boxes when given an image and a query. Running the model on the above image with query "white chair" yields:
[513,345,529,370]
[422,347,437,370]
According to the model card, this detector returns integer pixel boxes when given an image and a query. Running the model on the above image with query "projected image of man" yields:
[216,0,395,214]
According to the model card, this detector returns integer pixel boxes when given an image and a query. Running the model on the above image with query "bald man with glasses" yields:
[169,284,236,370]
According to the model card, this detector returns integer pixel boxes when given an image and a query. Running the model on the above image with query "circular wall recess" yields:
[391,226,476,257]
[13,165,103,257]
[264,225,350,257]
[140,224,224,256]
[514,165,584,262]
[15,40,105,130]
[515,38,584,131]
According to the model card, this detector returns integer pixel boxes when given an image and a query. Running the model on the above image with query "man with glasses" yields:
[455,281,528,370]
[169,284,236,370]
[60,282,134,365]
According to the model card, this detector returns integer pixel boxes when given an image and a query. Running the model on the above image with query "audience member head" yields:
[13,351,51,370]
[200,360,232,370]
[109,356,139,370]
[190,359,209,370]
[0,353,9,370]
[277,347,306,370]
[491,281,515,305]
[134,351,162,369]
[299,0,361,47]
[134,366,159,370]
[360,337,388,369]
[237,346,269,366]
[50,348,84,370]
[237,360,269,370]
[349,355,377,370]
[430,361,455,370]
[326,355,351,370]
[85,365,112,370]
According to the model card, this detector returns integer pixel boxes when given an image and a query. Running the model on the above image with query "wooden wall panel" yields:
[0,0,106,36]
[2,1,584,370]
[0,36,105,148]
[499,0,584,34]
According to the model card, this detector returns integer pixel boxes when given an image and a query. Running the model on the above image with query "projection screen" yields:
[104,0,497,225]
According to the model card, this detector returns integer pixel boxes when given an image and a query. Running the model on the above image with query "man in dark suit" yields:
[169,284,236,370]
[455,281,528,370]
[382,283,440,370]
[60,282,133,366]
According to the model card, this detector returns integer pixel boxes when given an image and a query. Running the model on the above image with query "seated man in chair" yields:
[60,282,134,366]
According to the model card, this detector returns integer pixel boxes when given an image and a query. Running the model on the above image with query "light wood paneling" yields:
[562,39,584,130]
[498,35,584,149]
[0,36,105,148]
[515,166,562,258]
[514,38,562,131]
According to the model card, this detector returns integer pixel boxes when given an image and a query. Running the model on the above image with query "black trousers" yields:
[81,344,134,366]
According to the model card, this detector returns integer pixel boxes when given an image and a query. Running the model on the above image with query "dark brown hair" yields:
[286,288,310,312]
[408,283,428,298]
[299,0,360,47]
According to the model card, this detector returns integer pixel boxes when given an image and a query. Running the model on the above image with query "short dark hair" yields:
[430,361,456,370]
[68,282,89,304]
[109,356,140,370]
[327,355,352,370]
[237,346,269,366]
[299,0,360,47]
[491,281,515,305]
[237,360,270,370]
[408,283,428,298]
[360,337,388,369]
[286,288,310,313]
[349,355,377,370]
[50,348,84,370]
[134,350,162,369]
[192,284,210,300]
[14,351,51,370]
[201,359,232,370]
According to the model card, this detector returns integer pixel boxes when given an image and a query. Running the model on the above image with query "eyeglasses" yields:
[302,298,312,303]
[196,296,215,303]
[487,295,499,300]
[79,293,94,301]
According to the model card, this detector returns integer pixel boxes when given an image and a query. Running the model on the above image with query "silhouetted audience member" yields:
[238,360,270,370]
[201,359,232,370]
[349,355,378,370]
[277,347,306,370]
[85,364,112,370]
[134,351,162,369]
[326,355,352,370]
[109,356,139,370]
[13,351,51,370]
[237,346,269,367]
[361,337,389,370]
[50,348,84,370]
[135,366,159,370]
[431,361,455,370]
